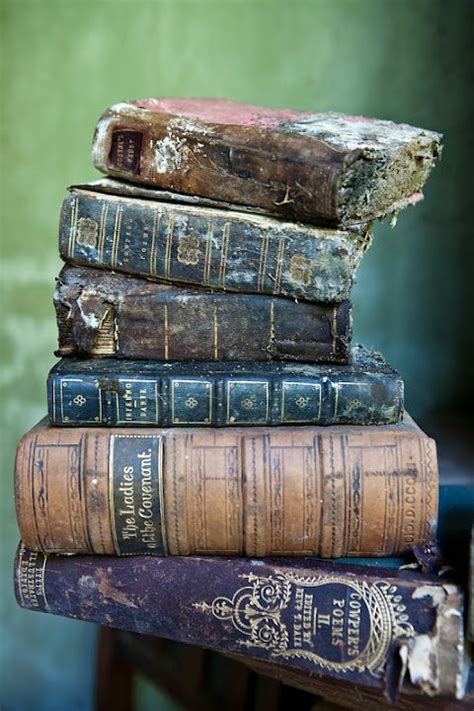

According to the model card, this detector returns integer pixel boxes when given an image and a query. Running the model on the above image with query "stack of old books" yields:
[14,99,468,702]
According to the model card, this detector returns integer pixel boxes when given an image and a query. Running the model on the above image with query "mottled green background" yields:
[1,1,472,709]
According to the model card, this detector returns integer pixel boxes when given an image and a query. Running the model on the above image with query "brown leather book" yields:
[91,98,442,226]
[54,265,351,363]
[15,415,438,557]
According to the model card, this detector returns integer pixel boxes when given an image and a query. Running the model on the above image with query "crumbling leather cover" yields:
[59,183,371,303]
[91,98,442,225]
[54,265,351,363]
[15,415,437,557]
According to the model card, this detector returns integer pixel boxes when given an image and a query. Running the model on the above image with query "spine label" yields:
[194,570,414,676]
[16,545,49,611]
[109,130,143,174]
[109,434,167,555]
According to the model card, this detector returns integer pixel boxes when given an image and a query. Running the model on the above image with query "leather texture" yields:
[15,416,438,557]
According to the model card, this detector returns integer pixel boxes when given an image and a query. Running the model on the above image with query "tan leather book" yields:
[15,415,438,557]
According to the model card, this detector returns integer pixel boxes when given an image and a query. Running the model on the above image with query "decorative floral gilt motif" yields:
[177,234,201,265]
[344,398,363,414]
[289,255,317,286]
[194,572,415,677]
[295,395,310,409]
[76,217,98,248]
[240,394,257,410]
[195,573,291,654]
[185,396,199,409]
[72,395,87,406]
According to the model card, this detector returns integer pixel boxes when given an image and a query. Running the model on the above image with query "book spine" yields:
[54,267,352,363]
[47,364,403,427]
[91,107,345,224]
[14,547,465,698]
[59,190,365,303]
[15,421,438,557]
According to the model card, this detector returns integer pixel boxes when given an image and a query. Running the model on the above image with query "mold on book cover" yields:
[91,98,442,226]
[59,185,373,303]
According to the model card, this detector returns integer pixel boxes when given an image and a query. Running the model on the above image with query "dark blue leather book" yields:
[59,180,372,303]
[47,344,403,427]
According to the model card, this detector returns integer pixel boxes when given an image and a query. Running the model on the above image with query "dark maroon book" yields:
[15,545,466,700]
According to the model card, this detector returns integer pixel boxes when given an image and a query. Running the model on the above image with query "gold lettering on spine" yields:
[402,473,421,548]
[393,439,404,553]
[114,378,159,425]
[203,218,213,285]
[164,214,175,278]
[194,572,415,676]
[219,223,231,286]
[68,196,79,258]
[108,434,167,555]
[17,544,50,611]
[16,544,27,607]
[149,207,162,277]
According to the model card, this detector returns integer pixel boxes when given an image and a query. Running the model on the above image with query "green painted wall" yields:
[1,1,472,708]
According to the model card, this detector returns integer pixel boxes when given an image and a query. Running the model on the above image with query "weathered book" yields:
[60,181,372,303]
[47,345,403,427]
[15,415,437,557]
[54,265,351,363]
[91,97,442,226]
[14,548,466,699]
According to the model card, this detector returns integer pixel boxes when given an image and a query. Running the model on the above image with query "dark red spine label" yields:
[108,130,143,174]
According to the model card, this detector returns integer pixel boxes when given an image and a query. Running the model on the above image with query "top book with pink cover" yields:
[92,97,442,227]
